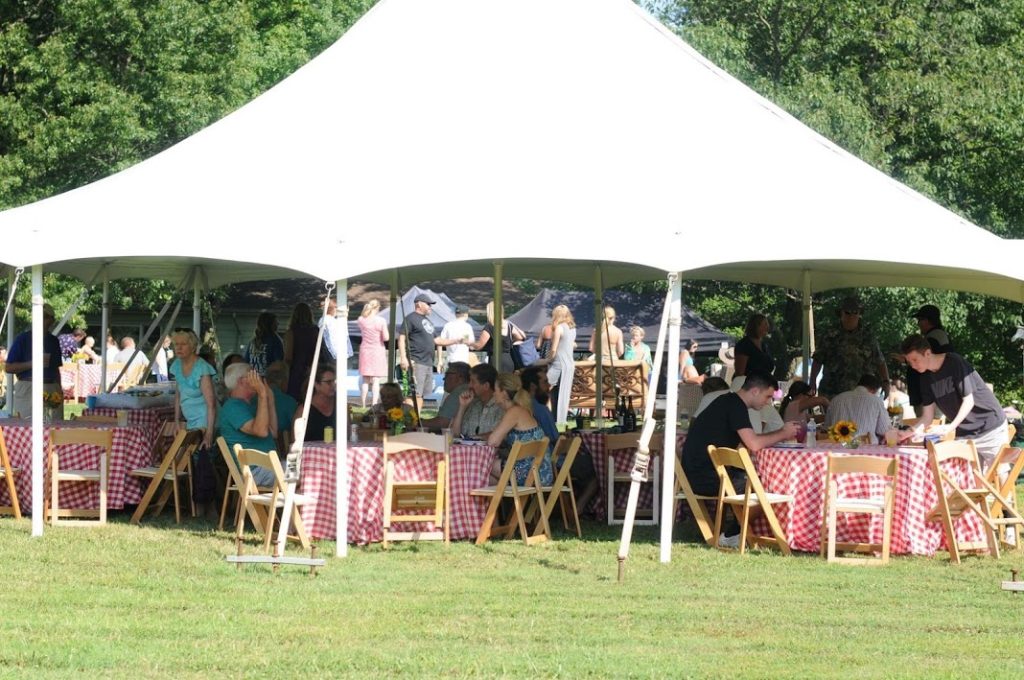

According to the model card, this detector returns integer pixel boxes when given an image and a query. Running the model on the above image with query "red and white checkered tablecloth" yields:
[0,419,156,512]
[84,406,174,446]
[60,365,126,400]
[755,445,986,556]
[583,431,686,521]
[298,441,496,545]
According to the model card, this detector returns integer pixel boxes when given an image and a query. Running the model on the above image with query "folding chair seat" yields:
[129,429,203,524]
[45,428,114,525]
[672,455,717,545]
[819,454,898,565]
[605,432,662,526]
[984,443,1024,549]
[471,437,550,545]
[707,445,792,555]
[381,432,450,547]
[233,444,311,553]
[925,439,1023,564]
[539,435,582,537]
[0,428,21,519]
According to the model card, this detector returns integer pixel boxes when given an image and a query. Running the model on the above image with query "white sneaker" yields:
[718,532,741,549]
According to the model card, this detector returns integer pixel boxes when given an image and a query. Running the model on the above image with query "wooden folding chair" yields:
[672,455,717,545]
[605,432,662,526]
[129,429,203,524]
[381,432,450,547]
[539,435,582,537]
[925,439,1024,564]
[233,444,310,553]
[45,428,114,525]
[707,445,793,555]
[471,437,550,545]
[984,443,1024,548]
[0,428,21,519]
[819,454,899,565]
[217,436,268,533]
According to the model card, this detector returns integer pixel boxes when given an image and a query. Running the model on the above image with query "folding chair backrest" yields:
[828,454,898,478]
[217,436,245,489]
[606,432,663,456]
[233,445,284,492]
[553,435,582,476]
[383,432,447,456]
[928,438,980,470]
[707,445,764,498]
[495,438,549,490]
[50,427,115,450]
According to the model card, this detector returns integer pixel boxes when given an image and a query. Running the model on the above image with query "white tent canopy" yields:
[0,0,1021,297]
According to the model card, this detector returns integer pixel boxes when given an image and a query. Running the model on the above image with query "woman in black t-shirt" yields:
[734,313,775,378]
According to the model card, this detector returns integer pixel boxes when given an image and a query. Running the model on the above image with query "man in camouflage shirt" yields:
[809,295,890,398]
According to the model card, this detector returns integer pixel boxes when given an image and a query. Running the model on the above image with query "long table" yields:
[298,441,496,545]
[756,445,985,556]
[0,419,156,512]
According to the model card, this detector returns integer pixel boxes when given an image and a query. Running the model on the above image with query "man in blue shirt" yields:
[520,366,558,446]
[219,363,279,487]
[4,303,62,418]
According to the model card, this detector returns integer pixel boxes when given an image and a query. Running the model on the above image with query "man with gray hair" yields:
[218,363,278,487]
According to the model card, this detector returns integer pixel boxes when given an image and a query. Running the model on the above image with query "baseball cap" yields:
[912,304,941,324]
[455,304,469,314]
[413,294,435,305]
[839,296,863,314]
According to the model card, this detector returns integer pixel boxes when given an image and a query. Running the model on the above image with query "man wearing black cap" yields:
[907,304,953,415]
[809,295,890,399]
[399,293,466,410]
[439,304,475,370]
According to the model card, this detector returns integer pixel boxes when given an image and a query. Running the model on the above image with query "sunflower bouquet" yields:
[829,420,858,446]
[386,406,419,434]
[43,391,64,409]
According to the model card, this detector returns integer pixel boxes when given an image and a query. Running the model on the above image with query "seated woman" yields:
[779,381,829,423]
[367,382,416,421]
[294,364,336,441]
[453,372,553,486]
[623,325,653,372]
[679,338,705,385]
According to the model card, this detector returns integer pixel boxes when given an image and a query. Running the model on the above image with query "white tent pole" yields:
[594,266,604,422]
[660,274,683,562]
[100,276,109,392]
[617,276,675,579]
[336,279,349,558]
[5,270,15,406]
[801,270,811,379]
[192,273,201,337]
[388,270,398,382]
[493,262,504,366]
[30,265,44,537]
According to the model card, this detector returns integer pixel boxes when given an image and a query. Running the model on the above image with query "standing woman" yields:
[535,322,554,361]
[733,313,774,378]
[536,304,576,425]
[284,303,319,401]
[470,301,523,373]
[170,329,217,449]
[356,299,389,407]
[589,305,624,361]
[245,312,284,376]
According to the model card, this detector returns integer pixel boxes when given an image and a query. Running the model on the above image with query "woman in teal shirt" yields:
[169,329,218,449]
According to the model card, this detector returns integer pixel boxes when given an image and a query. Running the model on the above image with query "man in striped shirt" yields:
[824,374,891,445]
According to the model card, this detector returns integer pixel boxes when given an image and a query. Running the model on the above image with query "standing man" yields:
[907,304,954,415]
[810,295,890,398]
[4,303,62,418]
[398,293,464,411]
[439,305,475,370]
[320,298,354,363]
[900,334,1007,472]
[680,372,797,547]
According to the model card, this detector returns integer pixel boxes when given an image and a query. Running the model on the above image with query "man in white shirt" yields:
[320,298,354,362]
[440,305,474,369]
[113,337,151,370]
[825,374,891,444]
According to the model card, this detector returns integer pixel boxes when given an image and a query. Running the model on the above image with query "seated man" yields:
[113,336,151,371]
[693,377,730,417]
[421,362,471,430]
[456,363,502,439]
[697,375,784,434]
[680,372,797,547]
[218,363,278,487]
[265,360,299,444]
[825,374,891,444]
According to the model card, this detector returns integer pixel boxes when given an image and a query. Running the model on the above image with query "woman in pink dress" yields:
[357,299,389,407]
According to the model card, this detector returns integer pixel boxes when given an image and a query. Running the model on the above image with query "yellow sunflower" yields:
[386,407,405,423]
[829,420,857,444]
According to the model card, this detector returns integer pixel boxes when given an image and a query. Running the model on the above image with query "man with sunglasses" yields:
[809,295,890,399]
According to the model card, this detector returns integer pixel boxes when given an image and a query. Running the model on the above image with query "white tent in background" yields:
[2,0,1023,557]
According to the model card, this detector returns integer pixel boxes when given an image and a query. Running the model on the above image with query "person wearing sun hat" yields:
[809,295,890,399]
[907,304,954,414]
[4,302,63,418]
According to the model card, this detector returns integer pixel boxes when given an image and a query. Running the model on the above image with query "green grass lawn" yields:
[2,500,1023,678]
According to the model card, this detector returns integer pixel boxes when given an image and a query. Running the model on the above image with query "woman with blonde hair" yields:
[536,304,576,424]
[589,305,624,361]
[624,325,653,371]
[478,372,553,485]
[356,299,389,407]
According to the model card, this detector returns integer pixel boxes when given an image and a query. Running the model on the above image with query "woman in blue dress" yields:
[478,372,553,486]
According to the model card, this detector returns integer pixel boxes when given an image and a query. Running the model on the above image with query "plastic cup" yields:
[323,426,335,443]
[116,410,128,426]
[85,395,97,409]
[885,430,899,447]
